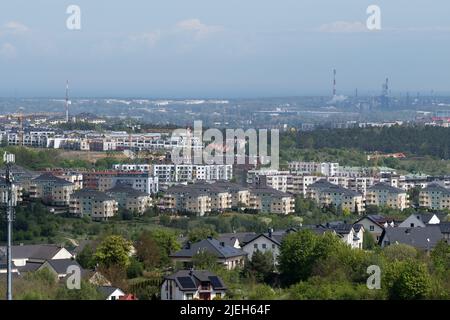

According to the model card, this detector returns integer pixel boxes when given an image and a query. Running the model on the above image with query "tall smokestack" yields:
[333,69,337,97]
[65,80,69,123]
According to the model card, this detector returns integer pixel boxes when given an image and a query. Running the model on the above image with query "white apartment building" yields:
[288,162,339,176]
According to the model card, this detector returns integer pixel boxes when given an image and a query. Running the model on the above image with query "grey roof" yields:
[170,238,247,259]
[217,232,256,247]
[309,179,362,197]
[44,259,81,274]
[98,286,123,297]
[0,244,70,261]
[72,189,114,201]
[418,213,446,224]
[16,261,43,273]
[248,186,293,198]
[106,183,148,197]
[242,229,296,246]
[165,270,227,291]
[33,173,74,186]
[422,183,450,194]
[355,214,395,228]
[381,226,444,250]
[368,183,405,194]
[439,222,450,234]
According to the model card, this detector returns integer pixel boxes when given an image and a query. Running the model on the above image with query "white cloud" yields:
[128,31,161,47]
[317,21,368,33]
[175,19,224,39]
[0,43,17,59]
[0,21,29,36]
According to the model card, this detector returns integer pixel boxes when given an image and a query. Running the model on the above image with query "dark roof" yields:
[355,214,395,228]
[242,228,296,246]
[422,183,450,194]
[98,286,123,298]
[170,238,247,259]
[439,222,450,234]
[44,259,81,274]
[248,186,293,198]
[72,189,114,201]
[308,179,362,197]
[381,226,443,250]
[33,173,74,186]
[368,183,405,194]
[106,183,148,197]
[0,244,70,261]
[165,270,227,291]
[16,261,43,273]
[217,232,256,247]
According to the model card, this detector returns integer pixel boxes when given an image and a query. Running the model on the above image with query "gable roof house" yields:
[170,237,247,270]
[379,226,444,251]
[38,258,82,280]
[98,286,126,300]
[354,214,396,242]
[241,228,296,264]
[0,244,73,274]
[398,213,447,228]
[161,270,227,300]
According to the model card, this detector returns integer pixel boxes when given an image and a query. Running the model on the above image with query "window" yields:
[262,244,267,249]
[253,244,258,249]
[186,293,193,300]
[410,223,414,227]
[369,226,374,231]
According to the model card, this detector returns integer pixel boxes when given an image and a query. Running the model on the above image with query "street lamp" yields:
[2,152,15,300]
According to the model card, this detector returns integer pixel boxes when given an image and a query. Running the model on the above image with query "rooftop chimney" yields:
[268,228,273,238]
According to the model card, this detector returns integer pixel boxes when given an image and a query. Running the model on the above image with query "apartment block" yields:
[366,183,409,210]
[29,173,76,206]
[419,183,450,210]
[70,190,118,221]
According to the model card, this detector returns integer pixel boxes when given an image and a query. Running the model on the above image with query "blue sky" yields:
[0,0,449,98]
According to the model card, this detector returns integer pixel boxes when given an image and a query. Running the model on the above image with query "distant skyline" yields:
[1,0,450,98]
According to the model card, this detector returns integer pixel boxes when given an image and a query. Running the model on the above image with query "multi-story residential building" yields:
[29,173,76,206]
[287,174,319,196]
[69,189,118,221]
[85,171,159,195]
[112,164,152,172]
[0,177,23,205]
[288,162,339,176]
[366,183,409,210]
[249,187,295,215]
[41,170,83,190]
[307,179,364,214]
[247,170,290,192]
[161,186,212,216]
[419,183,450,210]
[106,183,152,214]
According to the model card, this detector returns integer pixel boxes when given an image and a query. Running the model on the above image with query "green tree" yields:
[127,258,144,279]
[430,240,450,274]
[56,280,104,300]
[188,227,218,243]
[76,244,97,269]
[363,232,377,250]
[245,250,275,283]
[382,244,418,262]
[384,260,432,300]
[95,235,132,268]
[150,229,181,265]
[192,250,218,270]
[135,231,161,269]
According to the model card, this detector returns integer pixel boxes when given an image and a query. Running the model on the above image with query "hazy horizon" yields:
[1,0,450,97]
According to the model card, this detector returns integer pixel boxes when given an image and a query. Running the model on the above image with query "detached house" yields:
[170,237,247,270]
[380,226,444,251]
[398,213,446,228]
[355,214,396,242]
[161,270,227,300]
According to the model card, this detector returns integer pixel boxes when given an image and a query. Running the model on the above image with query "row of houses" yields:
[0,244,134,300]
[159,181,296,216]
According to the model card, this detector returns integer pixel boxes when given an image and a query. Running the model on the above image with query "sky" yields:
[0,0,449,98]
